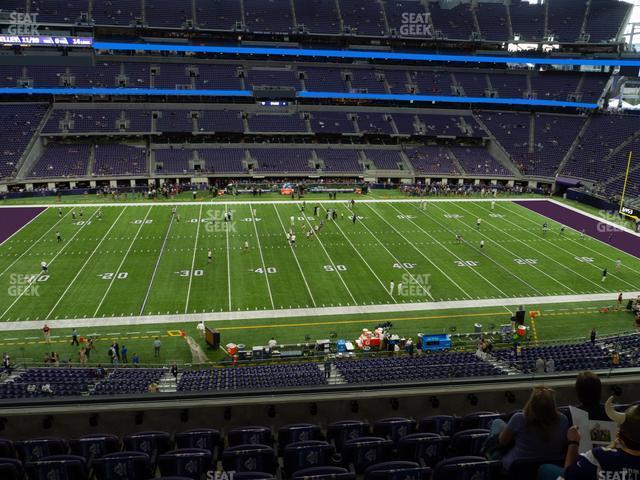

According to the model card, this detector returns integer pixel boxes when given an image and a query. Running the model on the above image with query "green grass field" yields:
[0,198,639,365]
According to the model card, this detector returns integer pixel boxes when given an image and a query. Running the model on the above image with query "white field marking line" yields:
[249,205,275,310]
[299,206,358,306]
[225,205,232,311]
[390,202,510,301]
[272,204,316,307]
[45,207,128,320]
[319,204,398,304]
[139,209,175,315]
[0,197,549,209]
[185,205,203,314]
[93,206,153,317]
[6,290,639,332]
[0,207,47,248]
[428,202,551,296]
[454,202,609,293]
[549,198,640,238]
[504,203,640,287]
[0,208,102,321]
[0,208,73,278]
[364,203,471,300]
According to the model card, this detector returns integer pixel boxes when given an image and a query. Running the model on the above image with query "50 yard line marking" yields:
[139,209,175,315]
[273,204,316,307]
[0,209,101,321]
[250,205,275,309]
[46,207,128,320]
[94,207,152,317]
[185,205,203,313]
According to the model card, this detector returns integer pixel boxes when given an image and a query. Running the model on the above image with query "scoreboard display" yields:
[0,35,93,47]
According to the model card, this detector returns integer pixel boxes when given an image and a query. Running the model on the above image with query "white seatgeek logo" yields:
[8,12,40,35]
[400,12,433,37]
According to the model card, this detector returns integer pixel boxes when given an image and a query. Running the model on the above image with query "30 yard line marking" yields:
[273,204,316,307]
[300,208,358,306]
[365,203,471,300]
[249,205,275,309]
[0,209,102,321]
[0,208,73,279]
[185,205,203,313]
[94,207,152,317]
[46,207,128,320]
[140,209,175,315]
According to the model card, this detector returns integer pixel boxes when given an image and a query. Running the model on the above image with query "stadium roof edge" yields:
[93,41,640,67]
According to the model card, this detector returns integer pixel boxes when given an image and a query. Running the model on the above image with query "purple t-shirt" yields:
[502,412,569,470]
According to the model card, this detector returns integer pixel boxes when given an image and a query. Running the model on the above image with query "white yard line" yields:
[2,290,637,332]
[93,207,153,317]
[388,202,510,301]
[454,202,610,293]
[0,208,101,321]
[300,207,358,306]
[504,203,640,287]
[225,205,232,311]
[272,204,316,307]
[45,207,128,320]
[139,209,175,315]
[549,199,640,238]
[0,207,48,248]
[249,206,275,310]
[365,203,472,300]
[185,205,203,314]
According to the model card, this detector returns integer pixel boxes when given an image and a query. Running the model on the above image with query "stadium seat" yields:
[458,412,501,430]
[233,472,275,480]
[222,444,276,474]
[92,451,153,480]
[15,437,68,462]
[157,448,213,479]
[364,461,431,480]
[292,466,355,480]
[0,457,23,480]
[398,433,448,467]
[228,426,273,447]
[174,428,221,463]
[418,416,456,437]
[342,437,393,474]
[327,420,369,451]
[70,434,120,463]
[372,418,416,445]
[432,456,501,480]
[122,431,171,466]
[278,423,323,452]
[448,429,490,457]
[283,440,335,477]
[0,439,16,458]
[24,454,87,480]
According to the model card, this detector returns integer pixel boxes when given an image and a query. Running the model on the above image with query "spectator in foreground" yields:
[486,386,568,472]
[575,371,608,421]
[539,397,640,480]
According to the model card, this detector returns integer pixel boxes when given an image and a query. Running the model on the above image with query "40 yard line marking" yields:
[139,209,175,315]
[250,205,275,309]
[94,206,152,317]
[0,209,102,321]
[46,207,128,320]
[185,205,203,313]
[273,204,316,307]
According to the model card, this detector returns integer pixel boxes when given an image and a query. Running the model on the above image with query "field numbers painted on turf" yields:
[455,260,479,267]
[188,218,211,223]
[98,272,129,280]
[323,264,347,272]
[132,219,153,225]
[254,267,277,274]
[575,256,595,263]
[397,214,415,220]
[73,221,91,226]
[242,218,262,222]
[178,269,204,277]
[444,214,462,219]
[514,258,538,265]
[393,263,416,269]
[489,213,504,218]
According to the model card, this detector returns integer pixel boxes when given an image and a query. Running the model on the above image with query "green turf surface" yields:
[0,200,639,322]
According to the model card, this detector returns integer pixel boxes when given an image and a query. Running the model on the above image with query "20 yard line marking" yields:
[94,207,153,317]
[0,209,102,321]
[273,204,316,307]
[250,206,275,309]
[139,210,175,315]
[185,205,203,314]
[46,207,128,320]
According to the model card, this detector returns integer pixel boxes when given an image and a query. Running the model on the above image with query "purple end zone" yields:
[515,200,640,259]
[0,207,46,245]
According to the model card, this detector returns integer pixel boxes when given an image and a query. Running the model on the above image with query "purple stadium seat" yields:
[449,429,490,457]
[93,451,152,480]
[228,426,273,447]
[70,434,120,463]
[0,457,23,480]
[364,461,431,480]
[25,454,87,480]
[292,467,355,480]
[398,433,448,467]
[122,431,171,466]
[222,444,276,474]
[283,441,335,477]
[278,424,323,451]
[432,456,501,480]
[342,437,393,474]
[15,437,68,462]
[157,448,213,479]
[233,473,275,480]
[418,416,456,437]
[174,428,221,462]
[0,439,16,458]
[458,412,501,430]
[372,418,416,445]
[326,420,369,451]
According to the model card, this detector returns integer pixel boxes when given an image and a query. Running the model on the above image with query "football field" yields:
[0,199,639,324]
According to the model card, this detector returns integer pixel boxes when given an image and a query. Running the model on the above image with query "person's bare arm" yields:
[564,426,581,468]
[498,426,514,446]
